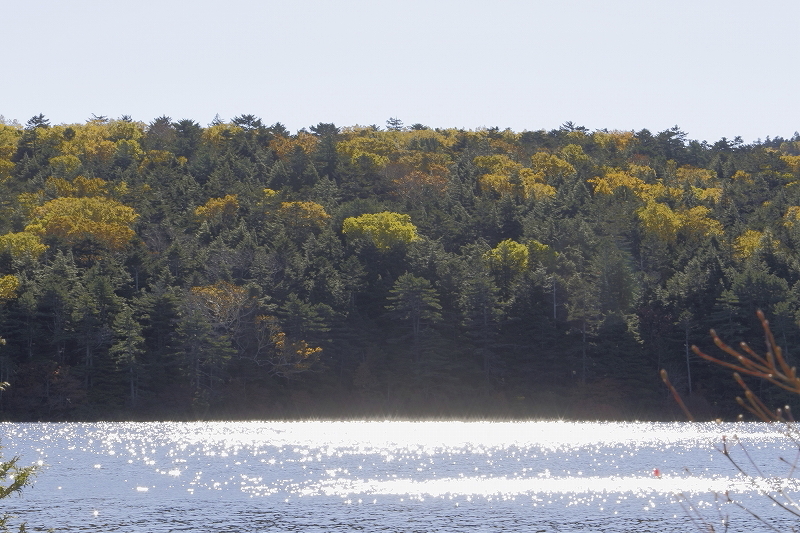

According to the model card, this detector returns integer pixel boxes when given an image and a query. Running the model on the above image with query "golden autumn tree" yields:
[195,194,239,228]
[342,211,421,250]
[0,171,137,261]
[733,229,778,260]
[592,130,635,153]
[474,154,525,197]
[637,201,723,245]
[589,168,648,198]
[27,196,138,251]
[474,154,556,200]
[0,274,19,300]
[589,165,682,203]
[269,132,318,159]
[336,129,399,168]
[0,231,47,262]
[0,123,21,182]
[676,165,715,186]
[680,206,723,239]
[637,201,683,243]
[783,206,800,229]
[781,154,800,177]
[54,119,139,170]
[45,175,115,199]
[278,201,330,229]
[530,152,575,182]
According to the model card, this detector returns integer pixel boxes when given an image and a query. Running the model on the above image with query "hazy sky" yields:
[3,0,798,142]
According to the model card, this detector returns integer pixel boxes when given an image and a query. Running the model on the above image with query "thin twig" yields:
[660,369,695,421]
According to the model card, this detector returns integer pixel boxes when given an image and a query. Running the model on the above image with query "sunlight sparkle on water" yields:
[3,420,797,533]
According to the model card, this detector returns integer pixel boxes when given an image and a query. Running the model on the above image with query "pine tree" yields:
[109,303,146,407]
[386,273,442,365]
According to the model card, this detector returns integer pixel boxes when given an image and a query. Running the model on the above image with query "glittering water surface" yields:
[2,421,799,532]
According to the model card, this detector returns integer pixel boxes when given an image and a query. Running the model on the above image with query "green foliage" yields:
[386,273,442,332]
[0,409,38,531]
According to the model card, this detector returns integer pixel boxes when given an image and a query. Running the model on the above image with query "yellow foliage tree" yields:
[484,239,530,295]
[107,119,145,142]
[201,122,243,149]
[195,195,239,224]
[138,149,175,171]
[530,152,575,181]
[734,230,763,259]
[680,206,723,238]
[589,167,679,202]
[56,121,119,167]
[479,172,521,197]
[0,231,47,261]
[336,130,399,167]
[114,138,144,164]
[278,201,331,231]
[733,229,777,260]
[484,239,529,273]
[474,154,555,200]
[342,211,420,250]
[783,206,800,228]
[676,166,715,186]
[524,182,557,200]
[781,155,800,175]
[637,201,682,242]
[404,127,456,150]
[731,170,753,184]
[588,169,645,196]
[0,124,21,161]
[592,130,635,152]
[691,186,722,203]
[46,175,111,199]
[638,201,723,243]
[0,124,21,181]
[474,154,521,177]
[29,196,138,250]
[0,274,19,300]
[269,133,318,159]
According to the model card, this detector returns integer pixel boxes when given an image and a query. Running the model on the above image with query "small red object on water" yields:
[653,468,661,477]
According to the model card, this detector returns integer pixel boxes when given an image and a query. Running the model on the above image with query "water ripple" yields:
[1,421,797,532]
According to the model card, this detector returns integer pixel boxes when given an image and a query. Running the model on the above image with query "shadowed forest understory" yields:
[0,114,799,421]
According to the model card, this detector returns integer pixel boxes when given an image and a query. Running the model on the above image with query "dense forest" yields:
[0,114,798,421]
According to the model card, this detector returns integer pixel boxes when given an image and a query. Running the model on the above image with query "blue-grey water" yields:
[2,421,798,532]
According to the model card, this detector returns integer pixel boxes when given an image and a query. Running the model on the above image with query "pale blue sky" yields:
[3,0,798,142]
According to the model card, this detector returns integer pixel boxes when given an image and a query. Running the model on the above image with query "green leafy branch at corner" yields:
[0,383,38,533]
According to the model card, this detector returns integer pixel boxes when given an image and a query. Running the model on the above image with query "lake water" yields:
[2,421,799,532]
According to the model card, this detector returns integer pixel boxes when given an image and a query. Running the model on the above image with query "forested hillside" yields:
[0,114,798,420]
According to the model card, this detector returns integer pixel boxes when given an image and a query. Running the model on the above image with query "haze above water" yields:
[3,421,798,532]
